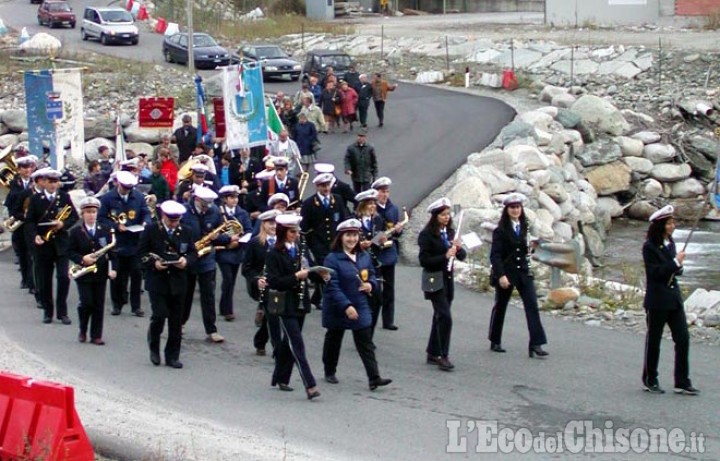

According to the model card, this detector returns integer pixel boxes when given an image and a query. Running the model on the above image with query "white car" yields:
[80,6,138,46]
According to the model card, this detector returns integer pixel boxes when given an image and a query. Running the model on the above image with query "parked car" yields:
[80,7,138,45]
[234,44,301,81]
[301,49,353,85]
[37,0,76,29]
[163,33,231,69]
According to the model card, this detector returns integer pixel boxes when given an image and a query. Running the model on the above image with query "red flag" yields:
[213,98,225,138]
[138,97,174,128]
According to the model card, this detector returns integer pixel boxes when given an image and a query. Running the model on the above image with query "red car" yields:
[37,1,76,29]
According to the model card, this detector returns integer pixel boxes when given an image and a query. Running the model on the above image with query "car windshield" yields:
[256,47,287,59]
[49,2,71,11]
[194,35,218,47]
[320,55,352,69]
[100,10,132,22]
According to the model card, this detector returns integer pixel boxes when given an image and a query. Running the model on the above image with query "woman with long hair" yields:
[488,193,548,358]
[641,205,698,395]
[321,218,392,391]
[265,214,326,400]
[242,209,281,356]
[418,198,466,371]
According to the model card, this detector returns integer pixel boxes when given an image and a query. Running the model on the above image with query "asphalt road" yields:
[1,3,719,460]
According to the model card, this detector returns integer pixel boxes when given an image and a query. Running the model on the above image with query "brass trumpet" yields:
[69,230,116,280]
[0,145,18,188]
[3,217,23,232]
[42,204,73,242]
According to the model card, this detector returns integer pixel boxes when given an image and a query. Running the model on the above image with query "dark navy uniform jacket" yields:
[642,239,684,311]
[375,199,401,266]
[418,227,466,302]
[215,205,252,266]
[99,188,151,257]
[300,193,349,265]
[68,224,117,283]
[25,190,79,257]
[322,250,378,330]
[139,222,198,295]
[490,222,531,287]
[180,203,230,274]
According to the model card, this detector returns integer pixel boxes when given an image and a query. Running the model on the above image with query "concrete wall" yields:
[397,0,544,13]
[545,0,662,25]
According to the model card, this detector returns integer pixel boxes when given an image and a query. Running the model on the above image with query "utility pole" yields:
[187,0,194,72]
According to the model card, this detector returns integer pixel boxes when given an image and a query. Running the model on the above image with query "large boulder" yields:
[84,117,116,140]
[124,121,163,144]
[555,109,581,129]
[533,209,555,240]
[631,131,661,144]
[671,178,706,198]
[627,201,657,220]
[551,93,577,109]
[0,123,8,136]
[622,156,654,175]
[585,161,632,195]
[473,166,518,194]
[504,144,551,171]
[125,142,154,157]
[581,225,605,260]
[643,143,676,164]
[498,121,536,147]
[540,84,569,103]
[596,197,624,218]
[683,148,715,181]
[615,136,644,157]
[650,163,692,182]
[571,95,630,136]
[542,183,569,203]
[537,191,563,221]
[0,110,27,132]
[84,138,115,161]
[467,149,514,174]
[688,135,719,161]
[552,221,574,242]
[640,178,663,199]
[446,177,492,209]
[0,133,19,149]
[670,198,707,220]
[519,111,554,131]
[575,139,622,167]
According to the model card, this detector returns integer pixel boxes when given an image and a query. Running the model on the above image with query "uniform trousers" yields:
[25,230,41,303]
[323,327,379,380]
[357,99,370,126]
[217,263,240,316]
[272,315,317,389]
[37,250,69,319]
[352,181,370,194]
[148,289,184,362]
[77,280,107,340]
[12,229,32,287]
[642,308,690,388]
[182,270,218,335]
[377,264,396,327]
[111,254,142,311]
[426,288,453,358]
[373,100,386,125]
[488,272,547,347]
[254,308,281,351]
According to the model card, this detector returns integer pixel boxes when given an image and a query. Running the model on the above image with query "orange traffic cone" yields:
[126,0,134,11]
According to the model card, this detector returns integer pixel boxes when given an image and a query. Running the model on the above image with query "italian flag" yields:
[265,97,282,155]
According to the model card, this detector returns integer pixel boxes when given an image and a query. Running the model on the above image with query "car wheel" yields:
[100,34,109,46]
[164,49,173,63]
[80,28,87,41]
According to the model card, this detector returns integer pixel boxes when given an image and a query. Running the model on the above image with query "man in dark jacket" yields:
[344,130,378,193]
[172,114,197,164]
[356,74,373,129]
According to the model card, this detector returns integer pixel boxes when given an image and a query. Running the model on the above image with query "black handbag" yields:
[421,270,444,293]
[266,290,287,315]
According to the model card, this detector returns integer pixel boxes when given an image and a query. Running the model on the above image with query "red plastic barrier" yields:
[155,17,167,33]
[0,372,94,461]
[126,0,134,11]
[502,68,518,91]
[137,4,149,21]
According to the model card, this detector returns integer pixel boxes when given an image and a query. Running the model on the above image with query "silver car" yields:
[80,6,138,46]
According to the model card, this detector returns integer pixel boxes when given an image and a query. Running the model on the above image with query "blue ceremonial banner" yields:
[24,69,84,170]
[222,63,267,149]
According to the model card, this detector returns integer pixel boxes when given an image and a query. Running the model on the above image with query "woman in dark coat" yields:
[321,218,392,391]
[641,205,698,395]
[293,113,318,172]
[265,214,326,400]
[319,80,342,134]
[488,193,548,358]
[418,197,466,371]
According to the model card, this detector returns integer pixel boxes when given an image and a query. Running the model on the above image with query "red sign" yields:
[138,97,174,128]
[213,98,226,138]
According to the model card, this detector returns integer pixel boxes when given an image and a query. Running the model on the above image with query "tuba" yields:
[0,145,18,188]
[69,230,116,280]
[42,204,73,242]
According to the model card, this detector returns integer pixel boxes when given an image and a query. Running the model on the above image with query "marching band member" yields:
[488,193,548,358]
[180,186,229,343]
[216,185,252,322]
[252,193,289,235]
[353,189,385,332]
[175,163,215,203]
[641,205,699,395]
[259,158,299,211]
[24,168,79,325]
[314,163,356,214]
[418,197,465,371]
[4,154,37,292]
[27,167,49,309]
[372,176,403,331]
[321,218,392,391]
[300,172,349,307]
[140,200,197,369]
[265,214,323,400]
[99,170,151,317]
[242,209,282,356]
[68,197,117,345]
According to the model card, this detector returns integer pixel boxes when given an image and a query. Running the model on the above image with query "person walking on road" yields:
[487,193,548,358]
[356,74,373,129]
[338,80,359,133]
[321,218,392,391]
[641,205,699,396]
[371,73,397,128]
[344,130,378,194]
[418,198,465,372]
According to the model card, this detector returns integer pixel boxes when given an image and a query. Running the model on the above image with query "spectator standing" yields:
[293,113,318,173]
[371,73,397,128]
[344,130,378,193]
[339,81,359,133]
[172,114,197,164]
[320,81,342,134]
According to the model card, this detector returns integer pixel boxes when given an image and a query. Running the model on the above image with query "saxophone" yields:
[373,207,409,249]
[195,220,238,257]
[69,230,116,280]
[214,210,245,251]
[42,204,73,242]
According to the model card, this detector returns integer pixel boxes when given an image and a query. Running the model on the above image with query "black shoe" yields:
[383,325,399,331]
[529,346,549,358]
[78,333,87,343]
[369,377,392,390]
[426,354,441,365]
[306,389,321,400]
[111,306,121,316]
[42,316,52,324]
[325,375,339,384]
[643,382,665,394]
[132,309,145,317]
[378,122,384,127]
[674,385,700,396]
[149,351,161,366]
[28,288,37,295]
[59,316,72,325]
[36,302,44,310]
[490,343,506,353]
[438,357,454,371]
[20,281,28,290]
[166,360,183,369]
[278,383,294,392]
